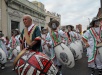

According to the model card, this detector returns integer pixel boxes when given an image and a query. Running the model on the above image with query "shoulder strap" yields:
[30,25,37,40]
[24,25,37,45]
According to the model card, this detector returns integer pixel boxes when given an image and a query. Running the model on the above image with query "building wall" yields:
[45,11,61,28]
[96,1,102,18]
[1,0,60,38]
[1,0,8,36]
[0,0,2,31]
[1,0,46,38]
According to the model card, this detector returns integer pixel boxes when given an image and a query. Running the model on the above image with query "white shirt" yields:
[28,24,34,32]
[25,24,34,47]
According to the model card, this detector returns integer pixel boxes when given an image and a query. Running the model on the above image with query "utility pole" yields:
[88,18,90,25]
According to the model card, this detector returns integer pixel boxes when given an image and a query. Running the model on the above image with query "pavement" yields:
[0,52,99,75]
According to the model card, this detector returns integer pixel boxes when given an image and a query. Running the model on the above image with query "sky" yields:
[28,0,101,31]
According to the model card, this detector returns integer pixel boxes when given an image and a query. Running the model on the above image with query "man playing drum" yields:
[66,25,77,44]
[14,15,58,75]
[46,20,64,75]
[20,15,42,52]
[82,17,102,75]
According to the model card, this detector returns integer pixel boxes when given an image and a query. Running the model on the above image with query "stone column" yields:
[0,0,1,31]
[1,0,8,36]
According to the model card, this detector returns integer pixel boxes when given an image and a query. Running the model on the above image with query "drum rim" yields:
[13,48,27,68]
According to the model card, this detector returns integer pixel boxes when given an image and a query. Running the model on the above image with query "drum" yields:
[75,40,83,53]
[0,40,8,57]
[13,46,21,57]
[14,49,58,75]
[54,43,75,68]
[0,48,7,64]
[98,47,102,60]
[69,42,82,60]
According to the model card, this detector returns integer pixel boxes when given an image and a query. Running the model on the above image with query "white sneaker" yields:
[1,66,5,70]
[12,68,14,71]
[60,74,62,75]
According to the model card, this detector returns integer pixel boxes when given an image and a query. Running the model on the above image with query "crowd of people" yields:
[0,14,102,75]
[0,29,20,69]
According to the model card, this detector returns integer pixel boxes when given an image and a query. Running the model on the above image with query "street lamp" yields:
[88,18,90,25]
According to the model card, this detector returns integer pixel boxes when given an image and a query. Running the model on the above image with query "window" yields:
[11,21,19,32]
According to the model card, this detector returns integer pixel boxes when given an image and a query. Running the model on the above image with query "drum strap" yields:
[87,29,98,63]
[90,28,102,44]
[51,30,60,46]
[13,49,27,68]
[24,25,37,46]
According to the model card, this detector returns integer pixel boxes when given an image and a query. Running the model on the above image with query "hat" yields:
[48,20,59,28]
[90,17,99,27]
[66,25,74,30]
[41,28,48,34]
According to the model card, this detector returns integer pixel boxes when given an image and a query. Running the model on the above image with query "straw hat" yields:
[48,20,59,29]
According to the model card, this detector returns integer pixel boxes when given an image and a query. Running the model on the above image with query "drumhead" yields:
[69,42,82,60]
[75,40,83,53]
[0,48,7,64]
[54,43,75,68]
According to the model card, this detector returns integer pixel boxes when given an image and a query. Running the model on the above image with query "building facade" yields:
[45,10,61,28]
[0,0,46,38]
[97,0,102,18]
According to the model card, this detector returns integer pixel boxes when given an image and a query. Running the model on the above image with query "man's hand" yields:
[85,42,90,48]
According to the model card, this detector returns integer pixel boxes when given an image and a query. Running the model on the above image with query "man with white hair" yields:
[20,15,42,52]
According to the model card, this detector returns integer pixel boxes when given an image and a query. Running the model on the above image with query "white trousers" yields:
[88,54,102,69]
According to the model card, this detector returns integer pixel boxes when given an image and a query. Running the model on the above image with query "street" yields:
[0,52,99,75]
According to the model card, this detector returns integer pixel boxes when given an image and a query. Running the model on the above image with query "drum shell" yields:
[13,46,20,57]
[75,40,83,53]
[14,50,58,75]
[54,43,75,68]
[98,47,102,60]
[0,48,7,64]
[69,42,82,60]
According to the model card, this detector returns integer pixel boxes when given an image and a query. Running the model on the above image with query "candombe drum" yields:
[98,47,102,60]
[69,42,82,60]
[96,43,102,60]
[0,48,7,64]
[54,43,75,68]
[75,40,83,53]
[13,46,21,57]
[14,49,58,75]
